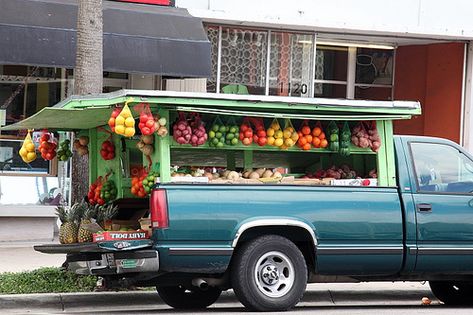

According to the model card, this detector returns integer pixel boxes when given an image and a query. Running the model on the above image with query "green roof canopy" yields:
[2,90,421,131]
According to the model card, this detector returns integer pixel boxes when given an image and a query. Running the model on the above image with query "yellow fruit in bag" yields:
[125,117,135,127]
[114,125,125,135]
[114,99,135,137]
[19,130,37,163]
[115,115,125,126]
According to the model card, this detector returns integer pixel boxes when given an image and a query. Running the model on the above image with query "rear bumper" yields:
[66,250,159,275]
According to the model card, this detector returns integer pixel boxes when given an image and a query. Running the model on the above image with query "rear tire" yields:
[231,234,307,311]
[156,285,222,309]
[429,281,473,305]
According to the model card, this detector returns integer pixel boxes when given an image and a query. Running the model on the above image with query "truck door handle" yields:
[416,203,432,212]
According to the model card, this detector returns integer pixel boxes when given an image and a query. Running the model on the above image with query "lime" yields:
[231,138,239,145]
[209,130,216,138]
[216,142,224,147]
[219,126,227,133]
[215,132,222,139]
[226,133,235,140]
[142,179,148,186]
[212,124,219,132]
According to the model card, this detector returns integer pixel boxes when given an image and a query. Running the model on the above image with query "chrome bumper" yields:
[67,250,159,275]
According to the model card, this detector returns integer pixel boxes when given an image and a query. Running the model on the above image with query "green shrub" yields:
[0,267,97,294]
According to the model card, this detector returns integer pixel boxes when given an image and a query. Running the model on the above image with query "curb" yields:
[0,285,437,313]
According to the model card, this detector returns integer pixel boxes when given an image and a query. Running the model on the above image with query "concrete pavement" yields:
[0,282,437,314]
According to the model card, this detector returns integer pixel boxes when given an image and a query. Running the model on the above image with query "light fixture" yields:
[316,40,396,50]
[297,40,313,44]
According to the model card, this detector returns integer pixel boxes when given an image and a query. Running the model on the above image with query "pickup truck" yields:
[36,135,473,311]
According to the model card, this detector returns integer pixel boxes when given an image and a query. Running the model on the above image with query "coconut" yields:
[227,171,240,181]
[141,135,154,145]
[78,136,89,146]
[136,141,145,150]
[141,144,154,156]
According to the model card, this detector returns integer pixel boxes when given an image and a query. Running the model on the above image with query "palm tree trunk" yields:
[72,0,103,203]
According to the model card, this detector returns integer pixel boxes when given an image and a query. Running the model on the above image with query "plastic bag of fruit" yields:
[351,121,370,149]
[239,117,253,146]
[38,130,57,161]
[281,119,298,149]
[19,130,37,163]
[57,137,73,162]
[208,116,226,147]
[135,103,157,136]
[173,112,192,144]
[114,99,135,137]
[249,117,267,146]
[189,113,208,146]
[313,121,328,149]
[224,116,239,146]
[267,118,283,147]
[297,120,312,151]
[100,177,118,203]
[88,176,104,205]
[108,106,122,133]
[100,136,115,161]
[366,121,382,152]
[339,122,351,156]
[327,121,340,152]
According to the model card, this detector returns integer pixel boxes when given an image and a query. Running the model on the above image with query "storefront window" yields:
[355,48,393,100]
[219,27,268,95]
[269,32,313,97]
[314,45,348,98]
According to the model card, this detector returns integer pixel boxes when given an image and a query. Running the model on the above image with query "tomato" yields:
[141,127,151,135]
[244,130,253,138]
[41,134,50,141]
[242,137,252,145]
[140,114,149,123]
[240,124,248,132]
[145,119,155,129]
[257,137,267,146]
[302,126,311,135]
[257,129,266,138]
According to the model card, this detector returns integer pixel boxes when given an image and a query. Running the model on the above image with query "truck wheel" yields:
[231,234,307,311]
[156,285,222,309]
[430,281,473,305]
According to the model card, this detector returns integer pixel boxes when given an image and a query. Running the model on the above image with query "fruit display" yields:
[189,114,208,146]
[57,139,73,161]
[19,130,37,163]
[38,132,57,161]
[108,107,122,133]
[131,170,159,197]
[78,205,95,243]
[303,165,358,180]
[100,178,118,203]
[339,122,351,156]
[327,121,339,152]
[208,117,228,147]
[281,119,299,149]
[136,134,154,156]
[114,101,135,138]
[297,121,313,150]
[250,117,268,146]
[137,103,157,136]
[156,117,168,137]
[311,122,328,149]
[100,140,115,160]
[225,122,239,146]
[351,121,382,152]
[73,135,89,156]
[241,168,282,180]
[239,118,253,146]
[267,119,284,148]
[173,112,192,144]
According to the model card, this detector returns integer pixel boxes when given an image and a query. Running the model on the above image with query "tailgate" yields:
[34,239,153,254]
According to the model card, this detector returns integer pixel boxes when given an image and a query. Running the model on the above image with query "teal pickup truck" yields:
[23,92,473,311]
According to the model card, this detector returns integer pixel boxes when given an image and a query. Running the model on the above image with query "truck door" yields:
[407,139,473,273]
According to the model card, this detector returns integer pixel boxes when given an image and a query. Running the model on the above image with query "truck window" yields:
[411,142,473,193]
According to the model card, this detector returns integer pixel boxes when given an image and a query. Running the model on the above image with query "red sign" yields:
[115,0,172,6]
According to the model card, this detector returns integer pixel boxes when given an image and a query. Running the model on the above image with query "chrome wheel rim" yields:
[254,251,295,298]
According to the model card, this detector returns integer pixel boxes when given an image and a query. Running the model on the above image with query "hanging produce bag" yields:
[208,116,226,147]
[367,121,381,152]
[239,117,253,146]
[297,120,312,150]
[87,176,105,205]
[114,99,135,137]
[136,103,157,136]
[282,118,298,149]
[173,112,192,144]
[19,130,37,163]
[57,138,73,162]
[249,117,267,146]
[108,106,122,133]
[267,118,283,147]
[327,121,340,152]
[100,178,118,203]
[339,122,351,156]
[189,113,208,146]
[156,115,168,137]
[73,135,89,156]
[38,130,57,161]
[225,116,239,146]
[100,138,115,160]
[351,122,370,149]
[312,121,328,149]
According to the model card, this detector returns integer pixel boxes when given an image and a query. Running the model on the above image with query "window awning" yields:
[0,0,211,77]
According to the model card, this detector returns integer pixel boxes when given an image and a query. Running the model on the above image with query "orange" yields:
[298,137,307,146]
[306,135,313,143]
[297,131,303,138]
[303,143,311,150]
[319,132,326,140]
[320,139,328,148]
[312,137,321,148]
[312,127,322,137]
[302,126,311,135]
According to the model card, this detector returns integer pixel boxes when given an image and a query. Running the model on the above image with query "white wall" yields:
[177,0,473,40]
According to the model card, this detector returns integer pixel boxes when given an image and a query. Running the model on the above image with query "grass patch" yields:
[0,267,97,294]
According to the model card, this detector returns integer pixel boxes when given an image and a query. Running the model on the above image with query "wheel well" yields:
[234,226,316,270]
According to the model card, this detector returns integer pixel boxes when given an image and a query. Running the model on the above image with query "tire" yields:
[231,234,307,311]
[156,285,222,309]
[430,281,473,305]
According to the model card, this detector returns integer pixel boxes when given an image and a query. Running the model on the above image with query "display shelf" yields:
[169,139,376,155]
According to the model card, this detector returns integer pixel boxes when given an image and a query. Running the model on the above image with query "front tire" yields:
[429,281,473,305]
[156,285,222,309]
[231,235,307,311]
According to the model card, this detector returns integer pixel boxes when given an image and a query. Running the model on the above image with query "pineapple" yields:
[57,203,80,244]
[100,204,119,230]
[78,205,96,243]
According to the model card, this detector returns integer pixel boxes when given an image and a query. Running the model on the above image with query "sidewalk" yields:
[0,240,65,273]
[0,283,436,313]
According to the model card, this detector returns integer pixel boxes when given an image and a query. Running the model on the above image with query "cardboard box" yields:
[331,178,378,186]
[93,229,149,242]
